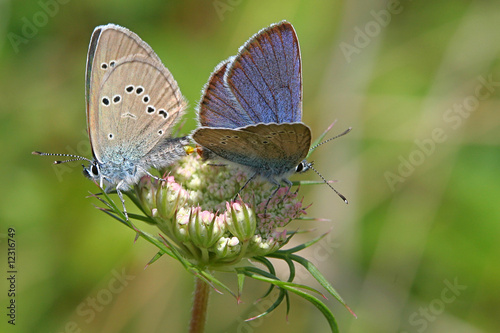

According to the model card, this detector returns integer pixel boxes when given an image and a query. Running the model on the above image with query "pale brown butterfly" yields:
[34,24,189,219]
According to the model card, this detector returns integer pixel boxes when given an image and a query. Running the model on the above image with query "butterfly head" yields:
[295,160,313,174]
[82,160,101,181]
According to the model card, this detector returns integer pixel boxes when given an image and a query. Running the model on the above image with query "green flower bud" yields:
[249,230,287,256]
[135,176,157,215]
[172,207,191,243]
[213,236,241,260]
[225,201,256,242]
[189,207,226,248]
[156,176,189,221]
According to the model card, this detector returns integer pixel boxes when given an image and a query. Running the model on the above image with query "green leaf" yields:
[276,231,330,254]
[245,288,286,321]
[251,257,276,299]
[283,284,339,333]
[238,267,337,332]
[290,254,356,318]
[240,267,325,298]
[146,251,164,268]
[237,270,245,301]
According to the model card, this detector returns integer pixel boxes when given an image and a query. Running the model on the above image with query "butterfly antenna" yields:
[32,151,92,164]
[309,164,348,204]
[310,127,352,151]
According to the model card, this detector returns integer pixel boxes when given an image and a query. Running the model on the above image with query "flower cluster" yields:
[135,154,307,267]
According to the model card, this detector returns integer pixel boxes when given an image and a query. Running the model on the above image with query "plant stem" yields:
[189,276,210,333]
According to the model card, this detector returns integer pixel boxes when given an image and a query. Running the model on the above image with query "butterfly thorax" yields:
[85,137,189,191]
[84,156,145,192]
[253,157,310,184]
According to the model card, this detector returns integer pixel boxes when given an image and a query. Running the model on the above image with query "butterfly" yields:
[191,21,349,206]
[33,24,189,219]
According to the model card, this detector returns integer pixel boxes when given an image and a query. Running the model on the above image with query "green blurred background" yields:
[1,0,499,332]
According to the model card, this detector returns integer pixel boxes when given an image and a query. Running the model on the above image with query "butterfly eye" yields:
[296,160,312,173]
[91,164,99,176]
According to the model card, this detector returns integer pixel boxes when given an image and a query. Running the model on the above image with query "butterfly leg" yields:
[278,178,294,206]
[233,172,258,201]
[115,181,129,221]
[263,179,282,216]
[140,167,165,182]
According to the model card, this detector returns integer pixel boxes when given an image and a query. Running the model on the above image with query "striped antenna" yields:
[309,127,352,151]
[309,164,348,204]
[32,151,92,164]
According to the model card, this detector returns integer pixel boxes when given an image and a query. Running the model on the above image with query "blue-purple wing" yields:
[226,21,302,124]
[197,59,254,129]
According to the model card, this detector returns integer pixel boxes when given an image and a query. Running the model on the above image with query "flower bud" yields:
[213,236,241,260]
[156,177,189,221]
[225,201,256,242]
[189,208,226,248]
[249,230,287,256]
[172,207,191,243]
[135,176,157,215]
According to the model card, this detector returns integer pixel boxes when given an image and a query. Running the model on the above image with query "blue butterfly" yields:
[192,21,349,205]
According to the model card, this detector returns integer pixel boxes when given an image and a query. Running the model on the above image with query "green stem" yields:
[189,276,210,333]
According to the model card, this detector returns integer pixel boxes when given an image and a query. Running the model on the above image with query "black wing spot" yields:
[102,97,110,106]
[147,106,155,114]
[158,109,168,119]
[136,86,144,95]
[113,95,121,103]
[142,95,150,103]
[125,85,134,93]
[101,63,108,70]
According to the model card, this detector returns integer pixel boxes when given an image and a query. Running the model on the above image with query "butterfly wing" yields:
[225,21,302,124]
[92,55,186,164]
[86,24,163,162]
[197,59,254,128]
[192,123,311,177]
